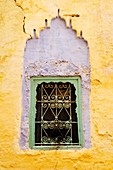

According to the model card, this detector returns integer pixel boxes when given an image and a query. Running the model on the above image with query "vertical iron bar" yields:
[70,84,72,143]
[41,84,43,144]
[55,83,57,119]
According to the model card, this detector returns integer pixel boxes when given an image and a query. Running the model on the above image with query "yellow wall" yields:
[0,0,113,169]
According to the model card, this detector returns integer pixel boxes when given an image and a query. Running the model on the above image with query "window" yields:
[29,77,83,149]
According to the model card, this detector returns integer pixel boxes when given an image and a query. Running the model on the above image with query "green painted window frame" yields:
[29,76,83,150]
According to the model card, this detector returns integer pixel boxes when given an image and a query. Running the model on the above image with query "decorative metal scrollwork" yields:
[35,82,78,145]
[42,120,71,130]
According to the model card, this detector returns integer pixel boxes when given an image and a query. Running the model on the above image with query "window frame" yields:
[29,76,83,150]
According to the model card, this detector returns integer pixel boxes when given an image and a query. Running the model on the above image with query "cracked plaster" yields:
[20,15,90,149]
[1,0,113,169]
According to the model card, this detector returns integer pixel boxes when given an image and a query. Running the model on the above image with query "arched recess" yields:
[20,12,90,150]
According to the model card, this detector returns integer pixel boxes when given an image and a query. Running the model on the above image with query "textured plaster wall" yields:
[21,16,90,150]
[0,0,113,169]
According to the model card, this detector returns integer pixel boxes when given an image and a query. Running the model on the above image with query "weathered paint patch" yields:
[1,0,113,169]
[20,15,90,149]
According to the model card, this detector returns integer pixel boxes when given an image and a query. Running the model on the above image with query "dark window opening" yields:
[35,82,79,146]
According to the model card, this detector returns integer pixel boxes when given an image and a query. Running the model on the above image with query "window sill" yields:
[31,145,83,150]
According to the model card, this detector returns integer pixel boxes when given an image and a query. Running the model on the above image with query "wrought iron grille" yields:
[35,82,79,146]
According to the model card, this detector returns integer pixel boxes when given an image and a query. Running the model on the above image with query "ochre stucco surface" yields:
[0,0,113,169]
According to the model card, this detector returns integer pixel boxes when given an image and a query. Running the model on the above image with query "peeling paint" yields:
[1,0,113,169]
[20,16,90,150]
